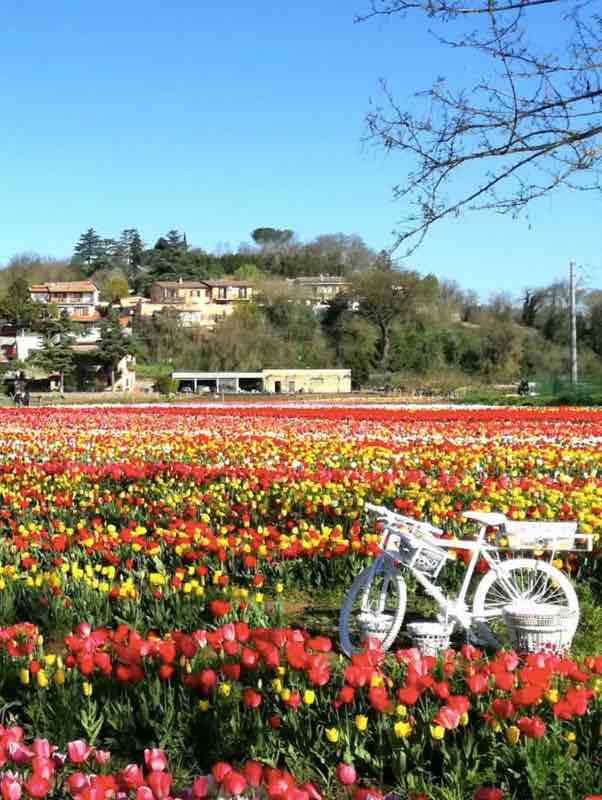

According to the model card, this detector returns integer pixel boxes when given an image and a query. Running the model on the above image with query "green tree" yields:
[129,230,144,285]
[354,266,437,368]
[251,228,294,248]
[29,311,76,394]
[97,309,130,390]
[0,276,49,334]
[97,269,130,303]
[74,229,103,273]
[321,292,352,365]
[166,230,184,249]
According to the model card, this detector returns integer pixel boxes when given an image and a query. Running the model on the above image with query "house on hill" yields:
[29,281,100,321]
[139,278,254,328]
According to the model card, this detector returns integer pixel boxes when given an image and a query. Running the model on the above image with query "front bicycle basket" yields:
[397,536,448,578]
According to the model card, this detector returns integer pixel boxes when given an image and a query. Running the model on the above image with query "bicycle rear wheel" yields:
[472,558,578,647]
[339,557,407,657]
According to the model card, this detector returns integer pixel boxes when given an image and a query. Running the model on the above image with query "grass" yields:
[282,571,602,658]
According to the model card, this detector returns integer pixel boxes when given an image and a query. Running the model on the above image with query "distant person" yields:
[517,378,530,397]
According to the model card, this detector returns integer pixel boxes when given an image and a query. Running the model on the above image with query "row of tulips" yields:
[0,620,600,795]
[0,725,356,799]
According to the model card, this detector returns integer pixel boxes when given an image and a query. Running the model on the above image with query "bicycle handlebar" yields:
[364,503,443,536]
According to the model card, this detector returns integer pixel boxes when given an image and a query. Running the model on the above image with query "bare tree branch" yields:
[359,0,602,254]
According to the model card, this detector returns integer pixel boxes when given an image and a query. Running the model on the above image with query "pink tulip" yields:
[94,750,111,765]
[336,763,357,786]
[1,778,22,800]
[24,775,50,799]
[121,765,144,789]
[144,748,168,772]
[135,789,154,800]
[32,740,52,759]
[67,741,91,764]
[68,773,90,793]
[301,783,323,800]
[31,758,53,780]
[191,776,210,798]
[7,742,32,763]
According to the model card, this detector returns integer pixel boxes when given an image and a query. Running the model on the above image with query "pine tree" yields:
[29,311,76,394]
[166,230,183,249]
[97,309,129,390]
[129,230,144,285]
[74,229,103,272]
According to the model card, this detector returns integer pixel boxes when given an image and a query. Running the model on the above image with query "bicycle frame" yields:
[378,521,512,631]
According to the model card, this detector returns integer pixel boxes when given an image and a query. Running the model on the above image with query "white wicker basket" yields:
[503,602,578,655]
[397,539,448,577]
[358,612,394,642]
[407,621,454,656]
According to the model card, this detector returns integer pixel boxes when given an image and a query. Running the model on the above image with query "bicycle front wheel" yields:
[472,558,579,647]
[339,557,407,657]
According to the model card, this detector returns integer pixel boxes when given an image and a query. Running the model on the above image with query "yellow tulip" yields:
[430,725,445,740]
[36,670,48,689]
[506,725,520,745]
[394,721,412,738]
[325,727,339,743]
[355,714,368,732]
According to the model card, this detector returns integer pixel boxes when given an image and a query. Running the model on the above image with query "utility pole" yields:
[569,261,578,385]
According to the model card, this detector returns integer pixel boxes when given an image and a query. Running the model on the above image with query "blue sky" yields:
[0,0,598,297]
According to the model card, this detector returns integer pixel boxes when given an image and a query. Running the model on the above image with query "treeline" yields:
[2,227,602,389]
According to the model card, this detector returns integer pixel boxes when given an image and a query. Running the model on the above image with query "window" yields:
[239,287,248,299]
[218,287,227,300]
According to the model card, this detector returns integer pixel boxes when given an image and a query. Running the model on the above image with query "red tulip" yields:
[212,762,232,782]
[490,699,515,720]
[517,715,546,738]
[222,770,247,795]
[209,599,230,618]
[397,685,420,705]
[242,761,264,786]
[474,789,503,800]
[353,790,383,800]
[147,770,171,799]
[242,687,262,708]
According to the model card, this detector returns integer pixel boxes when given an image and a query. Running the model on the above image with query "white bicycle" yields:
[339,504,593,656]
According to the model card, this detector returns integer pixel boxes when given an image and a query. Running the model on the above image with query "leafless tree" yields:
[359,0,602,254]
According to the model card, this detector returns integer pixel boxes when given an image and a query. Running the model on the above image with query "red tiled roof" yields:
[153,281,207,289]
[30,282,98,292]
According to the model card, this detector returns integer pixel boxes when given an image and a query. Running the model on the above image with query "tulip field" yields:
[0,403,601,800]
